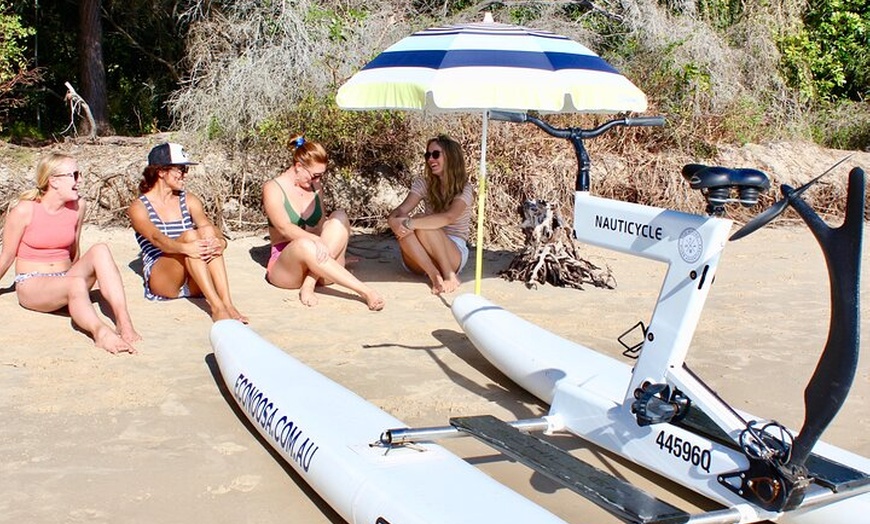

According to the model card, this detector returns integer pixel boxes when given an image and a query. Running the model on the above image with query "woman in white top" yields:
[388,135,473,294]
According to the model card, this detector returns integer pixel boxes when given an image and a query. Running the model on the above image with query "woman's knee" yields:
[83,242,115,262]
[66,275,93,300]
[415,228,444,249]
[287,238,318,260]
[177,229,201,242]
[328,209,349,224]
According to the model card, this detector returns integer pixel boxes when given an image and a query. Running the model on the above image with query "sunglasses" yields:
[174,165,189,174]
[423,150,442,161]
[302,165,326,180]
[53,171,81,182]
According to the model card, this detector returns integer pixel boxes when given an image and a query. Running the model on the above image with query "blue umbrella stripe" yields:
[362,49,620,74]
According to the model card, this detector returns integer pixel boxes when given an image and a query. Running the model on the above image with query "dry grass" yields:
[1,130,866,249]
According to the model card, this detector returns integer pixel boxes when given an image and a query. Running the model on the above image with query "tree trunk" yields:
[79,0,112,136]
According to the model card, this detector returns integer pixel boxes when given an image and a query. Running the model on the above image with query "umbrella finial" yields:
[483,12,494,24]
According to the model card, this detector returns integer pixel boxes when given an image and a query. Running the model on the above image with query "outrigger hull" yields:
[452,292,870,523]
[211,319,570,524]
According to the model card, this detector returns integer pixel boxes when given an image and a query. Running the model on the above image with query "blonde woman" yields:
[263,136,384,310]
[388,135,473,294]
[0,153,140,354]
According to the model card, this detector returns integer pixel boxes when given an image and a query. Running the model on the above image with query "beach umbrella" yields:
[336,13,648,293]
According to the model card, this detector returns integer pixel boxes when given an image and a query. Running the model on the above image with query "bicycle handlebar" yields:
[487,111,665,191]
[489,111,664,138]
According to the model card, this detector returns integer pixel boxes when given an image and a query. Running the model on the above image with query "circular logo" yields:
[678,228,703,263]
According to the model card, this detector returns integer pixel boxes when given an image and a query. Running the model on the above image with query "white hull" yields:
[211,319,569,524]
[452,292,870,523]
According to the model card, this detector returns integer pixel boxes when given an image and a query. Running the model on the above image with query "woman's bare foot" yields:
[362,289,385,311]
[430,274,445,295]
[227,305,249,324]
[441,273,461,294]
[95,325,136,355]
[211,306,234,322]
[117,322,142,344]
[299,286,319,307]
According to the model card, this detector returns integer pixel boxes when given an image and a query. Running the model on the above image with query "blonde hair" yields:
[8,153,75,211]
[424,135,468,213]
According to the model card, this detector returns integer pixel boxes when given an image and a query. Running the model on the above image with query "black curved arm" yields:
[789,167,864,468]
[780,167,864,510]
[489,112,665,191]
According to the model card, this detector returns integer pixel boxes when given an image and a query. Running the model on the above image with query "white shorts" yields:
[450,235,469,273]
[400,234,469,273]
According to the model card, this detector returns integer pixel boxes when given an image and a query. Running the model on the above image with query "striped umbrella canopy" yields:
[337,14,648,293]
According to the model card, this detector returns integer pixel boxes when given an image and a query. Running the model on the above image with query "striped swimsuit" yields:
[135,191,195,300]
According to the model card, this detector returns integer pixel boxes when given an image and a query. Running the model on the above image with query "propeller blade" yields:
[730,154,854,241]
[730,198,790,241]
[791,153,854,198]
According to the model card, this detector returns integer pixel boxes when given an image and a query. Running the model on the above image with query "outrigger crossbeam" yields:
[379,414,870,524]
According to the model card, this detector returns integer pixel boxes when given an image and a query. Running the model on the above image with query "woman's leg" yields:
[320,210,351,262]
[415,229,462,293]
[67,243,141,343]
[194,226,247,323]
[147,230,233,322]
[398,229,460,294]
[267,237,383,310]
[16,276,136,354]
[297,210,352,305]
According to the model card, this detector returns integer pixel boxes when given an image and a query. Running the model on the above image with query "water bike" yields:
[438,112,867,523]
[212,113,867,523]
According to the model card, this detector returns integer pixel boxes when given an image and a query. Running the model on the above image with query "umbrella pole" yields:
[474,112,488,295]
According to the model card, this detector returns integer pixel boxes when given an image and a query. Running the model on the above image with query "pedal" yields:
[631,383,690,426]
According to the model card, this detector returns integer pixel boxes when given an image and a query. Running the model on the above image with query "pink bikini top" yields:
[17,201,78,262]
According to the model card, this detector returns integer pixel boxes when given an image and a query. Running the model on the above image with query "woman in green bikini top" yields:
[270,180,323,228]
[261,135,384,311]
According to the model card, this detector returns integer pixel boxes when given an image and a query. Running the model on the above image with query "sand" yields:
[1,224,867,523]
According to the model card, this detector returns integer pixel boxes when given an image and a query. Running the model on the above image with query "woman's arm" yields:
[127,198,200,258]
[0,202,31,281]
[388,191,423,238]
[402,193,468,232]
[70,198,86,263]
[185,193,227,256]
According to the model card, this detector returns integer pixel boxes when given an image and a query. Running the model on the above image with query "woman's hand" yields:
[200,236,224,263]
[313,239,330,264]
[389,215,413,239]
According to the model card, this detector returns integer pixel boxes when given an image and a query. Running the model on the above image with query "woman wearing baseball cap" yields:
[128,142,247,323]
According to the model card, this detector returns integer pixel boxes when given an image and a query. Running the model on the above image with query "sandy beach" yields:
[1,223,868,523]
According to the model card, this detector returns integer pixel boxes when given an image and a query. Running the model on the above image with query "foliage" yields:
[171,1,412,146]
[0,1,39,132]
[4,0,192,139]
[778,0,869,102]
[0,2,33,83]
[810,99,870,151]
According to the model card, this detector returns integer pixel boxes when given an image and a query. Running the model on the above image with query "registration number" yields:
[655,430,712,472]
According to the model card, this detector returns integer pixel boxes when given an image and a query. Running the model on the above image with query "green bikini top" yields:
[271,180,323,228]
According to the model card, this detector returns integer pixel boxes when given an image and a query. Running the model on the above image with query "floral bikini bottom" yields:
[13,271,68,286]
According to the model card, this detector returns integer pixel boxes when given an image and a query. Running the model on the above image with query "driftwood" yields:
[63,82,97,140]
[500,199,616,290]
